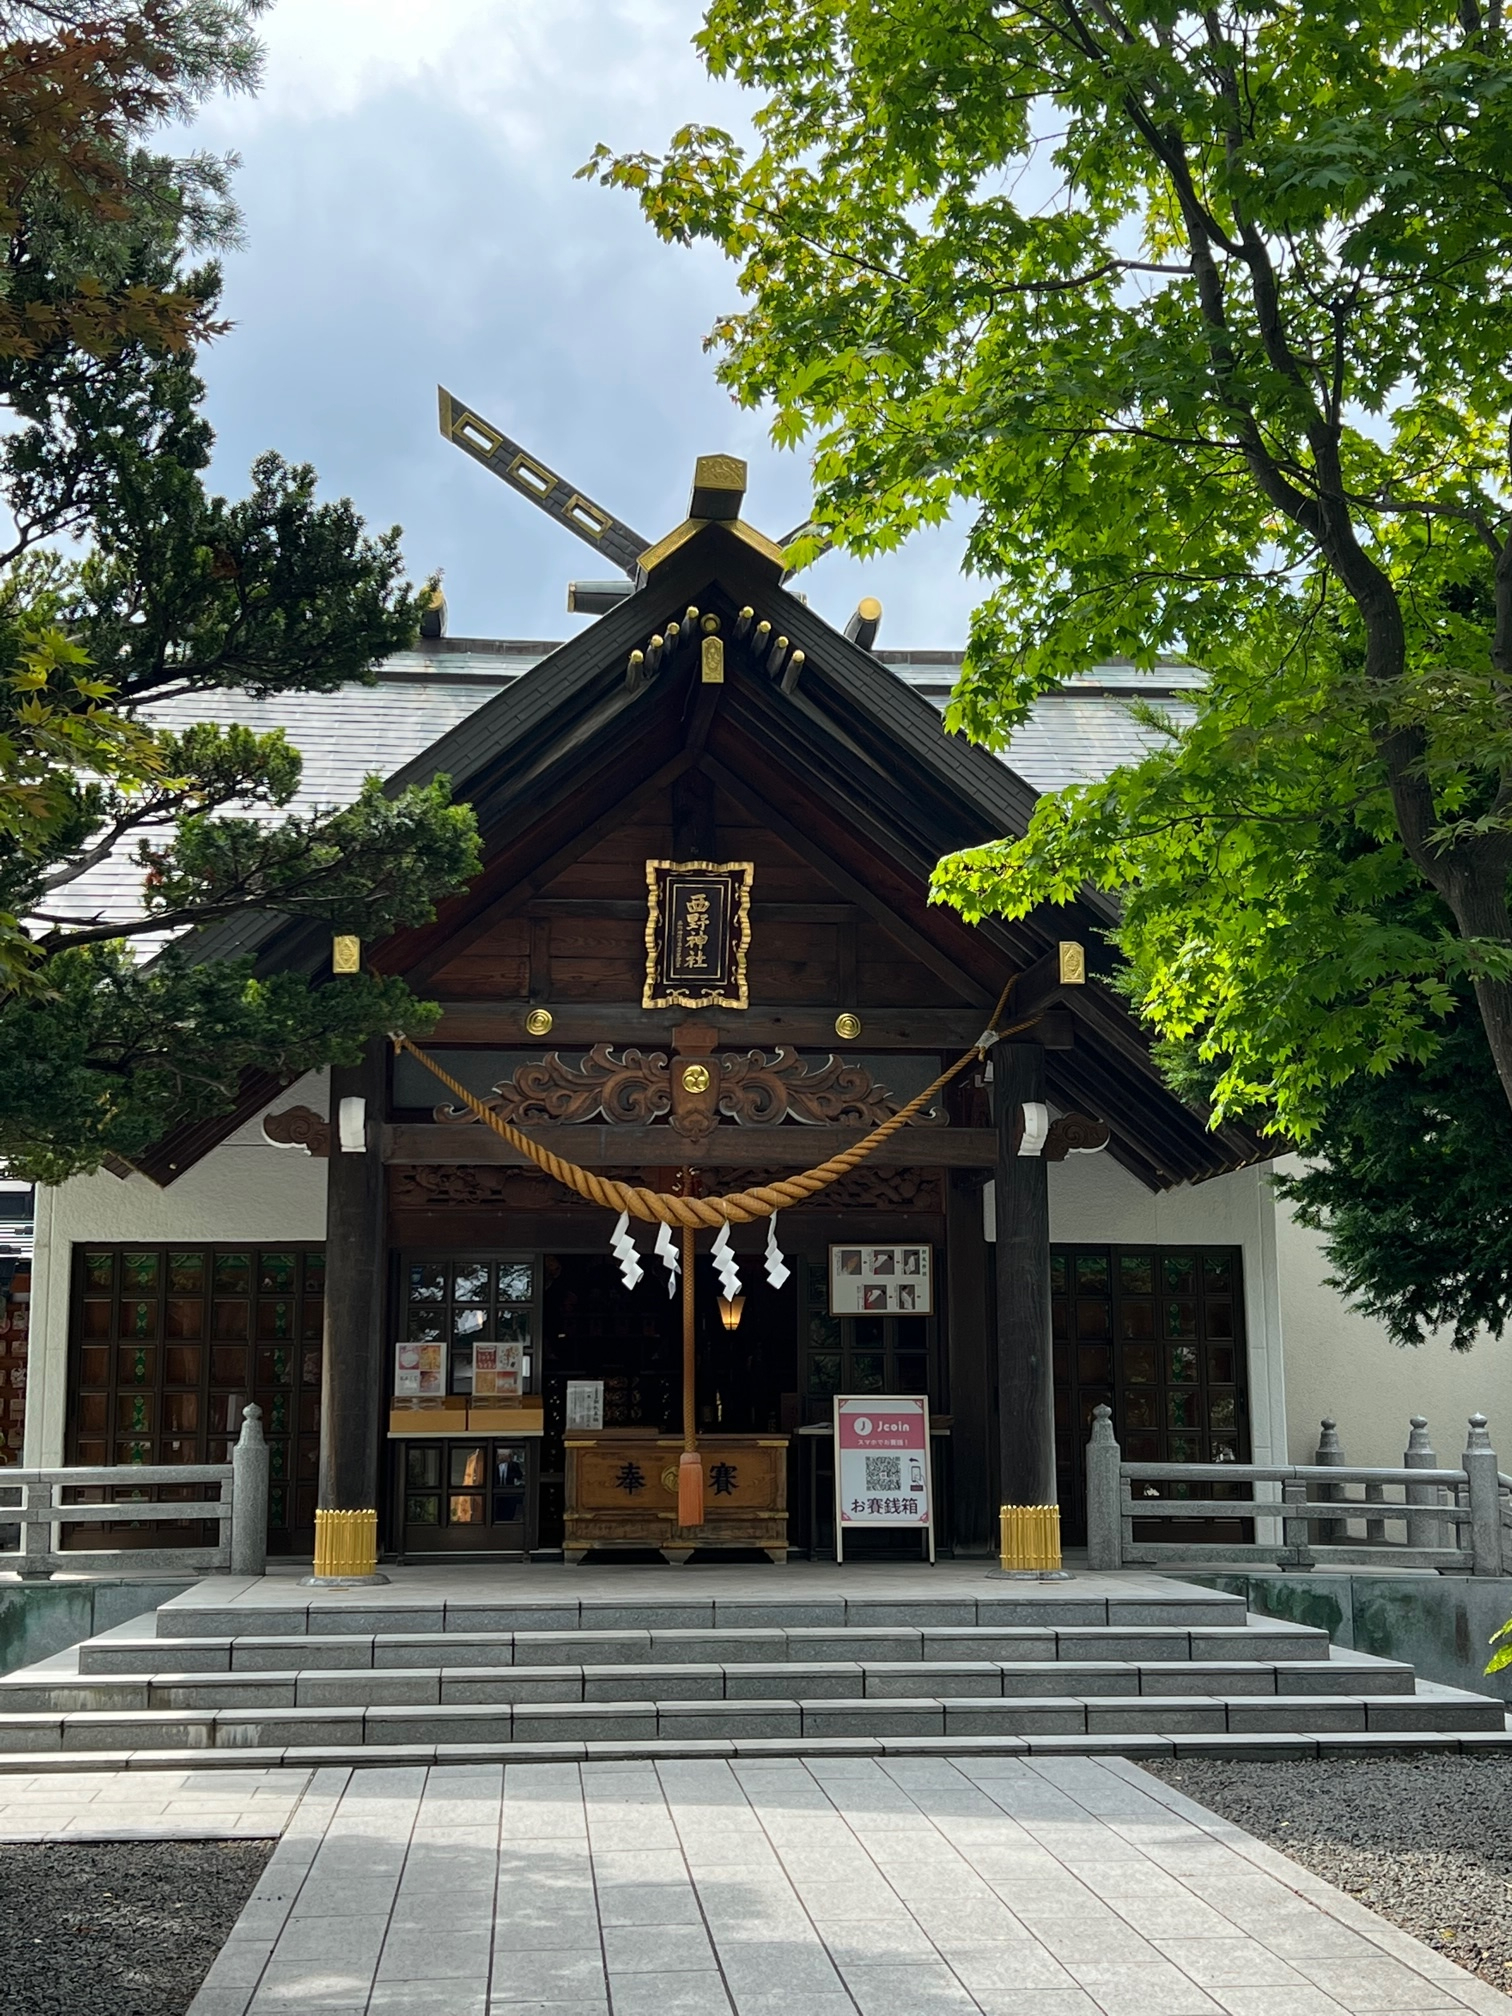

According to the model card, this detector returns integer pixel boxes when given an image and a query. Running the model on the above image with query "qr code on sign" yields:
[864,1455,903,1492]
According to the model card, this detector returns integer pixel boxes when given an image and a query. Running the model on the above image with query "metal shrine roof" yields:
[42,640,1199,935]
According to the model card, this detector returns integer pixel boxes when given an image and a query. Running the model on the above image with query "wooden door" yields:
[1051,1245,1249,1545]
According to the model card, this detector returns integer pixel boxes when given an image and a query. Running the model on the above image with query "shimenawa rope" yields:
[391,978,1030,1227]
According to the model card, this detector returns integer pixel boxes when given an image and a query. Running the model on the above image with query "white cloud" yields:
[218,0,730,141]
[185,0,980,647]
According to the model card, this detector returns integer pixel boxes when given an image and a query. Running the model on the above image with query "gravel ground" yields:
[0,1839,272,2016]
[1143,1755,1512,1995]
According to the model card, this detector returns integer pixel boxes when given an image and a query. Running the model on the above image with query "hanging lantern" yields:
[717,1294,745,1332]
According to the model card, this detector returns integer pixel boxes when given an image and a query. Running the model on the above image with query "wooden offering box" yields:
[564,1429,789,1563]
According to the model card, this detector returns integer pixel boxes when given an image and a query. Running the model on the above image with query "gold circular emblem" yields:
[660,1465,679,1494]
[525,1008,554,1036]
[681,1062,711,1094]
[834,1012,862,1040]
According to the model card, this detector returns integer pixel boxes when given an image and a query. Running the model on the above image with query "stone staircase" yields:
[0,1576,1504,1770]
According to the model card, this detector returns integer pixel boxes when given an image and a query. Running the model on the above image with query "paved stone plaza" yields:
[4,1566,1509,2014]
[0,1765,308,1842]
[153,1752,1510,2016]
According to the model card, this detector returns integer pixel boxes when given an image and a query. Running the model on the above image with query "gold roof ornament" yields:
[689,455,747,519]
[637,455,789,584]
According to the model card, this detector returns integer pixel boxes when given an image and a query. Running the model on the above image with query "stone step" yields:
[0,1685,1498,1755]
[4,1727,1512,1776]
[93,1619,1330,1674]
[2,1653,1411,1715]
[151,1590,1248,1640]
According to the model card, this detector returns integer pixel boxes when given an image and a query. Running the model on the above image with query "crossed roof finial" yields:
[437,386,830,590]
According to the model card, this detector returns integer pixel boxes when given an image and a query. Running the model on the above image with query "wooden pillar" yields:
[994,1043,1056,1508]
[946,1169,993,1552]
[319,1039,387,1513]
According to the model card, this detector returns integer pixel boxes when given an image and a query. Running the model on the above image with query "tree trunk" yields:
[1440,856,1512,1118]
[1370,653,1512,1120]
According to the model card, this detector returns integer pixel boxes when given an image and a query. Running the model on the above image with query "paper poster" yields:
[473,1341,522,1402]
[829,1244,933,1314]
[834,1396,933,1547]
[394,1340,443,1399]
[566,1379,605,1430]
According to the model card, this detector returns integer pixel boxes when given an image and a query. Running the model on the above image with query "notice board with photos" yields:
[472,1342,522,1402]
[394,1340,444,1398]
[828,1243,933,1315]
[833,1394,935,1562]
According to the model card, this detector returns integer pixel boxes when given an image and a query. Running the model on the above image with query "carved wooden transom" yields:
[390,1163,946,1212]
[432,1045,947,1142]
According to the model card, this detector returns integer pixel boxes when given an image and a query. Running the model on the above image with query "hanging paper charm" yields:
[764,1212,791,1290]
[710,1219,742,1303]
[610,1210,644,1291]
[654,1220,680,1299]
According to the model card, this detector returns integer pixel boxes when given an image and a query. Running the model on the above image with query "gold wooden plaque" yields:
[331,934,361,975]
[644,860,753,1011]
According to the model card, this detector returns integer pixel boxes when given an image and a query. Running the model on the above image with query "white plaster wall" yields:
[1269,1154,1512,1470]
[1047,1153,1289,1465]
[26,1072,329,1465]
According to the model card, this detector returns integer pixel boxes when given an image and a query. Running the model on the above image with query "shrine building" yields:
[16,428,1501,1561]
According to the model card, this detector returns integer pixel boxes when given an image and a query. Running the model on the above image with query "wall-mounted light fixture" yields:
[717,1294,745,1332]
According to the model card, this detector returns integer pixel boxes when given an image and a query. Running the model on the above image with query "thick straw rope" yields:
[392,981,1030,1227]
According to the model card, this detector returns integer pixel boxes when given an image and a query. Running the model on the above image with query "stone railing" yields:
[1085,1405,1506,1576]
[0,1405,269,1579]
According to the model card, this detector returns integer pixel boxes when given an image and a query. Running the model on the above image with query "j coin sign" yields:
[833,1395,934,1563]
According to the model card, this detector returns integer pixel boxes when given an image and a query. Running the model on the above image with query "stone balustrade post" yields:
[1314,1418,1347,1543]
[1085,1404,1122,1571]
[18,1475,52,1579]
[1403,1415,1443,1552]
[1282,1478,1315,1569]
[231,1403,270,1578]
[1462,1413,1503,1577]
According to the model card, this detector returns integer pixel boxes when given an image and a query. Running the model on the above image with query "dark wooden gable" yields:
[136,519,1263,1188]
[422,785,980,1014]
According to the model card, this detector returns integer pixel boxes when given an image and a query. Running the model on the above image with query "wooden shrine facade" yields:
[115,466,1262,1559]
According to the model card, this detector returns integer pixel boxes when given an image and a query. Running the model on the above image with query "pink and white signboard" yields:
[833,1395,934,1563]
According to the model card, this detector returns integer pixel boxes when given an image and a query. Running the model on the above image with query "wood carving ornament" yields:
[1009,1107,1113,1160]
[262,1105,331,1156]
[433,1047,946,1142]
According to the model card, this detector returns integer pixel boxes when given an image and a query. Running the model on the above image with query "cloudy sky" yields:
[188,0,980,648]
